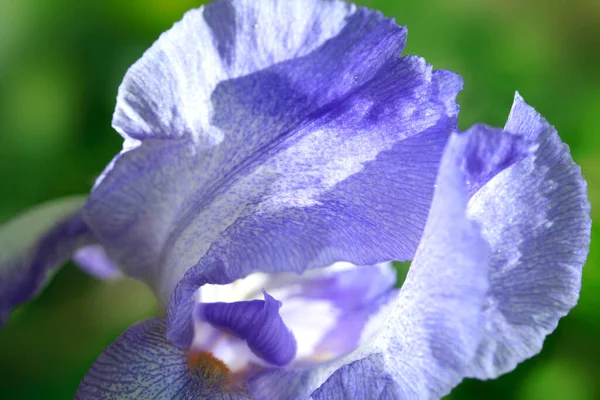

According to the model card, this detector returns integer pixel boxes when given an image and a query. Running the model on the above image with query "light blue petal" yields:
[73,244,122,280]
[86,0,383,288]
[246,133,490,399]
[464,93,591,379]
[0,196,92,325]
[76,318,250,400]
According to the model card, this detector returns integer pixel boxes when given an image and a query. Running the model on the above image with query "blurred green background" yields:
[0,0,598,398]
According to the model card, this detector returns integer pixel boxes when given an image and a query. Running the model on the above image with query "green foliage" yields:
[0,0,598,398]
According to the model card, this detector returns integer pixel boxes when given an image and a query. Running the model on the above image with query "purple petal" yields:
[76,318,250,399]
[165,60,461,348]
[246,133,490,399]
[464,93,591,379]
[83,1,462,332]
[197,290,297,366]
[0,196,93,325]
[73,244,122,280]
[85,0,400,285]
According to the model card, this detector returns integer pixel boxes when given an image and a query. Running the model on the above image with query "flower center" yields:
[191,263,398,373]
[186,350,231,388]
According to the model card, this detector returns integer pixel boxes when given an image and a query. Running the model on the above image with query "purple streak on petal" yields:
[197,290,297,366]
[73,244,122,280]
[460,123,534,197]
[464,93,591,379]
[76,318,250,399]
[166,101,459,350]
[0,197,93,326]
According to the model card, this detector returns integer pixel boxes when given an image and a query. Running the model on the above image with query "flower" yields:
[0,0,590,399]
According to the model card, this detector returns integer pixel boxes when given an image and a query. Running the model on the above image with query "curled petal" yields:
[246,133,490,399]
[464,93,591,379]
[77,318,250,399]
[0,196,93,325]
[197,290,297,366]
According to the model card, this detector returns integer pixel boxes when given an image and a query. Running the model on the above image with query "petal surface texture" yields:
[197,290,297,366]
[464,93,591,379]
[310,355,402,400]
[247,133,490,399]
[82,0,463,333]
[0,196,93,325]
[76,318,249,399]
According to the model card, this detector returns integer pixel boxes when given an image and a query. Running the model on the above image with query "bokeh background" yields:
[0,0,598,398]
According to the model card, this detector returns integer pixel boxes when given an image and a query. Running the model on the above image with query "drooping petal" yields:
[464,93,591,379]
[76,319,249,400]
[246,133,490,399]
[73,244,122,280]
[197,290,297,366]
[83,1,462,330]
[0,196,93,325]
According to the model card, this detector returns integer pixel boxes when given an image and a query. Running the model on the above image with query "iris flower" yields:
[0,0,590,399]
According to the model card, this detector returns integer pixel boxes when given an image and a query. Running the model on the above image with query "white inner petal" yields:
[279,297,340,359]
